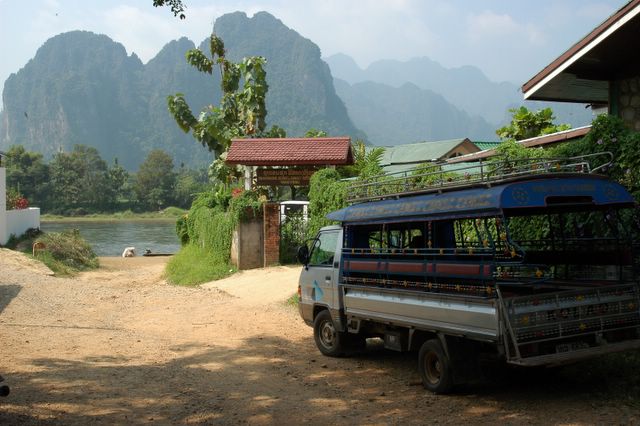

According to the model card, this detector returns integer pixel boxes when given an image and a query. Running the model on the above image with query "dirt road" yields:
[1,249,638,424]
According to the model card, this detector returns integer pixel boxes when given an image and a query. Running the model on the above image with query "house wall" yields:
[0,167,6,244]
[617,75,640,131]
[445,140,482,159]
[263,203,280,267]
[230,219,264,270]
[5,208,41,244]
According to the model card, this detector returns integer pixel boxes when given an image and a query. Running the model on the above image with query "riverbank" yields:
[41,207,186,222]
[40,220,182,257]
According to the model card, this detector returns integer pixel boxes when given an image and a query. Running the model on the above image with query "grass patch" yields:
[41,207,186,222]
[165,244,236,286]
[285,293,299,307]
[34,230,99,276]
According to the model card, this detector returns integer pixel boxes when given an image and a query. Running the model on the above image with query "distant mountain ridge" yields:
[333,79,496,145]
[325,53,593,132]
[1,12,595,169]
[1,13,362,170]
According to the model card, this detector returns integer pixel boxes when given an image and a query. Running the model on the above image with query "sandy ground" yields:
[1,250,639,425]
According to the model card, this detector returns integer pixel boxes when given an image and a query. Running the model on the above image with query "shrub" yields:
[280,212,308,264]
[5,188,29,210]
[167,185,263,286]
[34,229,99,275]
[307,169,348,238]
[165,244,235,286]
[552,114,640,199]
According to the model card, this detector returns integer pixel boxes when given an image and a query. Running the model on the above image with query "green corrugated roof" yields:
[381,139,468,166]
[473,141,502,150]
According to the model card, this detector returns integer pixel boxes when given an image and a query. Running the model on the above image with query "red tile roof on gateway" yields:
[226,137,354,166]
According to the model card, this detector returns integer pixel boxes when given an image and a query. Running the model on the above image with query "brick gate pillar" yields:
[263,202,280,267]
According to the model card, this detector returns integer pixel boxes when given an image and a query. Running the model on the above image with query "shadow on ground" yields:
[0,285,21,315]
[1,333,639,425]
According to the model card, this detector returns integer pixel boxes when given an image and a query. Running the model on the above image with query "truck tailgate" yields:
[500,283,640,366]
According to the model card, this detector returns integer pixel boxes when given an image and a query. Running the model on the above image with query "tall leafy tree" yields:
[175,166,208,209]
[134,149,177,210]
[49,145,117,212]
[3,145,51,208]
[108,158,131,206]
[167,34,271,158]
[497,106,570,141]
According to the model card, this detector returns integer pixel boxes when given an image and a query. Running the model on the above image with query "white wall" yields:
[0,167,41,245]
[5,207,41,243]
[0,167,7,245]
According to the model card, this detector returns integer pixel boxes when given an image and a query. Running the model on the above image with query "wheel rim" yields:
[424,352,442,385]
[319,320,336,350]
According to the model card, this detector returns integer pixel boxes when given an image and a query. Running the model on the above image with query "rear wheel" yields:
[418,339,454,394]
[313,310,348,357]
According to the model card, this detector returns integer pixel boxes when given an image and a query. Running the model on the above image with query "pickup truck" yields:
[297,154,640,393]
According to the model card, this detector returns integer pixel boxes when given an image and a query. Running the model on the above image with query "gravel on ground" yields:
[1,250,638,425]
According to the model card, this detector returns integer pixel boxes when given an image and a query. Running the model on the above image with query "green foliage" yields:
[285,293,300,307]
[494,139,545,161]
[497,106,570,141]
[48,145,124,213]
[3,145,51,209]
[34,229,99,275]
[307,169,348,238]
[6,142,199,215]
[410,162,457,186]
[304,128,328,137]
[169,185,264,285]
[552,114,640,199]
[167,34,269,157]
[280,212,308,264]
[165,244,236,286]
[134,149,177,210]
[488,139,547,172]
[41,208,186,221]
[340,140,385,178]
[152,0,186,19]
[263,125,287,138]
[1,227,41,251]
[174,167,208,209]
[207,153,240,186]
[5,188,28,210]
[229,189,263,222]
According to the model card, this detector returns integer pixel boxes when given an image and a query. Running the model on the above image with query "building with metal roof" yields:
[447,126,592,164]
[522,0,640,131]
[380,138,480,173]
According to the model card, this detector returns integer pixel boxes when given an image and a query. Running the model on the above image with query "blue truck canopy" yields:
[327,175,635,224]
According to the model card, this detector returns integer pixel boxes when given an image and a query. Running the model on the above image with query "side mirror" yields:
[297,244,310,265]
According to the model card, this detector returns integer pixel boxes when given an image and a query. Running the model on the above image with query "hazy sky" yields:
[0,0,629,100]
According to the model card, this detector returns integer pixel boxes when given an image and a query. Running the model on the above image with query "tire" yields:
[418,339,454,394]
[313,310,348,357]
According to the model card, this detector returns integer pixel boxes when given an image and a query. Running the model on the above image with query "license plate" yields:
[556,341,589,353]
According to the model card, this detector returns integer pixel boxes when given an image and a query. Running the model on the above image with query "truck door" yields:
[300,229,341,309]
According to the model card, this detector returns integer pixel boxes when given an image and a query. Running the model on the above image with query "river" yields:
[40,220,181,257]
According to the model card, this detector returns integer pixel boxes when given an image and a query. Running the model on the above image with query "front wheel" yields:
[313,310,348,357]
[418,339,454,394]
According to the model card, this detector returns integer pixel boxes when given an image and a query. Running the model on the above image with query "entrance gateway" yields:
[225,137,354,268]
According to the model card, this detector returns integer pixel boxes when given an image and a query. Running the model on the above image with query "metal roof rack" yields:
[347,152,613,204]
